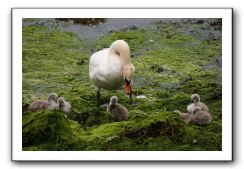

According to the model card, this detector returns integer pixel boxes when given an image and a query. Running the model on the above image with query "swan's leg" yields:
[96,88,101,106]
[129,93,133,105]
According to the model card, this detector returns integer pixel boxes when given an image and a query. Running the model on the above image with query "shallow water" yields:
[23,18,163,40]
[23,18,221,41]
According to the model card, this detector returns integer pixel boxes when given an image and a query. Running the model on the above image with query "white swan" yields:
[89,40,134,104]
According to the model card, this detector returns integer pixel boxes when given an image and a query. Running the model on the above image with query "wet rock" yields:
[202,57,222,70]
[208,19,222,30]
[109,28,119,33]
[202,21,210,30]
[195,19,205,24]
[182,19,206,25]
[55,18,107,26]
[128,24,138,30]
[151,64,173,74]
[133,77,149,87]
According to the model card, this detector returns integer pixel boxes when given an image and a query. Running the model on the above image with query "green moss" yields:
[181,124,222,151]
[23,110,74,148]
[22,20,222,151]
[92,29,147,53]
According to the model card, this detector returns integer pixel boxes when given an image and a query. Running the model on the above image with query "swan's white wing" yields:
[89,49,109,81]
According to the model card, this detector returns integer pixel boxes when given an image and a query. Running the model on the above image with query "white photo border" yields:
[12,8,233,161]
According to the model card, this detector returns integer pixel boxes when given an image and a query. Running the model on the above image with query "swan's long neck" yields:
[107,40,133,84]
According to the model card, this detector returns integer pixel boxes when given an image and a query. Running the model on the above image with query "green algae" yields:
[22,19,222,151]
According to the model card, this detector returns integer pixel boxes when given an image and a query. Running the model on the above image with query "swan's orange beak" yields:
[124,77,132,95]
[124,83,132,95]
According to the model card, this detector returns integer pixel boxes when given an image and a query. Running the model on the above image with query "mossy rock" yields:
[23,110,74,149]
[67,108,110,127]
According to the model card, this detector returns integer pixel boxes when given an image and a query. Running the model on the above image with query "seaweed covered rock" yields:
[67,108,109,127]
[23,110,74,150]
[180,123,222,151]
[123,112,183,139]
[97,112,185,151]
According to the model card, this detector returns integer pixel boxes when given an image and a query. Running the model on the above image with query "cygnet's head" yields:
[57,97,65,106]
[192,107,201,114]
[48,93,58,102]
[191,94,200,103]
[110,96,118,105]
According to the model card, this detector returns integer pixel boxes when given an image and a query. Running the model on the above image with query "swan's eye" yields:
[115,50,120,56]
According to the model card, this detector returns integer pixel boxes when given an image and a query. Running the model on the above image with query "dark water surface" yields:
[23,18,221,41]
